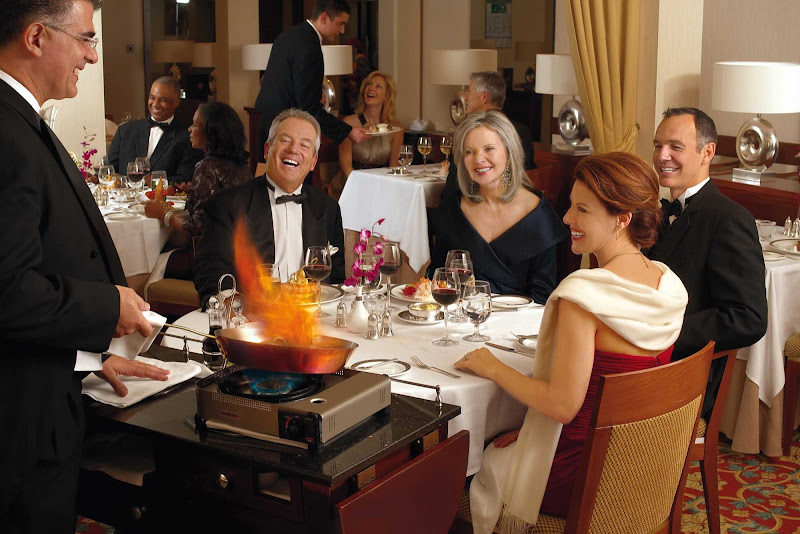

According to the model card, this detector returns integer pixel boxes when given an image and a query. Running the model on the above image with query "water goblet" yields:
[126,161,144,195]
[304,245,332,317]
[97,164,116,191]
[363,292,386,340]
[431,267,459,347]
[360,254,382,292]
[462,280,492,342]
[446,256,473,323]
[445,249,472,267]
[417,136,432,175]
[439,136,452,175]
[399,144,413,174]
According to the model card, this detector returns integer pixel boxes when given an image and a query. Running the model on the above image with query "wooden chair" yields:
[782,333,800,456]
[673,349,737,534]
[335,430,469,534]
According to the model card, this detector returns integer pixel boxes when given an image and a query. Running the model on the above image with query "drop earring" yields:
[502,165,511,187]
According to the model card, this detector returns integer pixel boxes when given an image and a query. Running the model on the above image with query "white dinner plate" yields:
[339,284,387,296]
[411,174,445,183]
[492,294,534,310]
[365,125,402,136]
[769,238,800,257]
[300,284,344,305]
[517,337,538,351]
[396,310,444,325]
[391,285,435,304]
[105,212,143,221]
[350,359,411,376]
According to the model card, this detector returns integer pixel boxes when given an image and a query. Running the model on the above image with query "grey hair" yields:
[266,108,322,161]
[151,76,181,98]
[662,107,717,151]
[470,71,506,109]
[454,110,529,203]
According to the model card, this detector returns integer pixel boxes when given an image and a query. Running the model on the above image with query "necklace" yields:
[606,251,649,269]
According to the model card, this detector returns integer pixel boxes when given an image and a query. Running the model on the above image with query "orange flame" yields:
[233,219,318,346]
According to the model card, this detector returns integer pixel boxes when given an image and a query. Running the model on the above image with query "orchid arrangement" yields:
[79,126,98,180]
[344,218,385,287]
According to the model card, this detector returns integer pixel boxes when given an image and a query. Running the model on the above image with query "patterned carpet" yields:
[681,440,800,533]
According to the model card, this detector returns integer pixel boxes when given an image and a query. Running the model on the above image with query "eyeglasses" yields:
[43,24,99,50]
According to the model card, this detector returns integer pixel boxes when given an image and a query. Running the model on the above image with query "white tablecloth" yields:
[338,166,446,272]
[162,297,543,476]
[740,238,800,406]
[102,207,171,277]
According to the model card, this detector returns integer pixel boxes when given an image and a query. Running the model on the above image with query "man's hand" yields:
[115,286,152,338]
[348,127,370,144]
[95,354,170,396]
[143,200,167,220]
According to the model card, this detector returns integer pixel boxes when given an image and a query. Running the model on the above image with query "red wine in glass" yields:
[379,261,401,276]
[432,287,459,306]
[304,264,331,281]
[456,268,472,284]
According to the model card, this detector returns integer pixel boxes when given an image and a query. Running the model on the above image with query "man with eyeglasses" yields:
[108,76,202,184]
[0,2,170,532]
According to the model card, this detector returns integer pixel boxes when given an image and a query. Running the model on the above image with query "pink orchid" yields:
[348,218,387,287]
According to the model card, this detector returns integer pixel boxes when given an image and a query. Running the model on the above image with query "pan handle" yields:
[164,323,216,339]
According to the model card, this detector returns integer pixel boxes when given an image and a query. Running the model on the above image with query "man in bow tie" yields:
[194,108,345,306]
[646,107,766,417]
[107,76,202,183]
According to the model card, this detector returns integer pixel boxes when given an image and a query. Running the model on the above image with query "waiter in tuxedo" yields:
[0,2,169,532]
[194,108,345,306]
[253,0,368,162]
[647,107,767,416]
[108,76,202,183]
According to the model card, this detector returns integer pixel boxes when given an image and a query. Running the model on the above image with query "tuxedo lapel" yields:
[135,121,150,163]
[148,124,176,168]
[652,181,715,263]
[245,176,276,262]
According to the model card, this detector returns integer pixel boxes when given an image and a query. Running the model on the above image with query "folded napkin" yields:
[81,356,202,408]
[107,311,167,360]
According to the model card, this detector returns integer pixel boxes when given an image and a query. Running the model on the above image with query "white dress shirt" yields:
[0,69,104,371]
[307,19,323,45]
[266,176,305,282]
[147,114,175,159]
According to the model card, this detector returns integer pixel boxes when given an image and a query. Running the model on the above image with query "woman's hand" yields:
[493,429,520,448]
[174,181,191,193]
[453,347,502,380]
[143,201,167,220]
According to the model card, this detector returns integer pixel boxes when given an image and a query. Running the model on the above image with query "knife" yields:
[485,342,535,358]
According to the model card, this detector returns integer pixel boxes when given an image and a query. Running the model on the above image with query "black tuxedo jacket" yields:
[254,22,352,156]
[0,80,124,528]
[647,180,767,358]
[107,117,202,182]
[194,176,345,306]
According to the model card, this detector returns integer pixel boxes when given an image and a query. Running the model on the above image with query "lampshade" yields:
[712,61,800,114]
[241,43,273,71]
[535,54,578,95]
[192,42,216,68]
[322,45,353,76]
[153,40,195,64]
[429,49,498,86]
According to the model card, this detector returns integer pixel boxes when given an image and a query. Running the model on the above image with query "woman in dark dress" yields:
[429,110,567,304]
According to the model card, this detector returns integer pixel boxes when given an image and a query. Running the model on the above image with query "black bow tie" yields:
[661,198,683,218]
[276,193,307,205]
[148,118,169,130]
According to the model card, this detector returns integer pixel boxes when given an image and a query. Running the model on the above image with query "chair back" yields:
[564,341,714,534]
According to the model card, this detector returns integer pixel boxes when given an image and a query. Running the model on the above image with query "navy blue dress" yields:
[429,189,568,304]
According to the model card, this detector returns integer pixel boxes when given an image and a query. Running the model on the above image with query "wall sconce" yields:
[429,49,498,125]
[535,54,590,153]
[712,61,800,184]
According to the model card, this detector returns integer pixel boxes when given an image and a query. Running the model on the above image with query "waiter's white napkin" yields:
[81,356,201,408]
[74,311,167,372]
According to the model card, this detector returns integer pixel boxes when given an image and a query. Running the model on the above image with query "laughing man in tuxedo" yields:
[253,0,368,163]
[108,76,202,182]
[194,108,345,307]
[0,1,170,531]
[646,107,767,416]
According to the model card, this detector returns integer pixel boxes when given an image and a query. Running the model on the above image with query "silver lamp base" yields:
[558,98,588,146]
[731,167,776,185]
[322,77,336,114]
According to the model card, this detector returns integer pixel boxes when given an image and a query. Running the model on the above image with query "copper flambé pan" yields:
[165,323,358,375]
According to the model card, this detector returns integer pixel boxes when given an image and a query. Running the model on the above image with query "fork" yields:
[410,355,460,379]
[511,331,539,342]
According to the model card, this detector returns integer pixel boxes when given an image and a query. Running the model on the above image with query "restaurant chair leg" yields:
[700,457,721,534]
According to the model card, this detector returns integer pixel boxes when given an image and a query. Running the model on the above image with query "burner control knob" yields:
[286,417,304,440]
[218,473,229,489]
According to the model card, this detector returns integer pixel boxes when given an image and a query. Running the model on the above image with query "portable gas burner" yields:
[196,366,391,452]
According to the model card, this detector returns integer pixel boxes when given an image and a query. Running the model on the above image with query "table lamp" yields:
[241,43,273,71]
[712,61,800,184]
[535,54,590,153]
[429,49,498,125]
[153,40,194,83]
[321,45,353,114]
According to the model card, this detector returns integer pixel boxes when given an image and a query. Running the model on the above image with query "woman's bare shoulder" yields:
[342,114,361,128]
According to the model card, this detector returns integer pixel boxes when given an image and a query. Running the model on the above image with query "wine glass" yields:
[379,242,401,310]
[462,280,492,342]
[399,144,413,174]
[439,136,452,176]
[256,263,281,301]
[446,251,473,323]
[417,136,432,175]
[304,246,332,317]
[135,156,151,185]
[126,161,144,195]
[445,249,472,267]
[360,253,382,292]
[97,164,116,191]
[431,267,460,347]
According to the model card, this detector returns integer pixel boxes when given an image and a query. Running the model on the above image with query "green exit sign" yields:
[491,3,507,13]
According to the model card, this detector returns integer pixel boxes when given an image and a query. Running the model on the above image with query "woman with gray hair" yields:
[429,110,567,303]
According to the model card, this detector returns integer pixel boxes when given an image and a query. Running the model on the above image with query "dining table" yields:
[162,288,543,476]
[338,165,447,283]
[719,228,800,456]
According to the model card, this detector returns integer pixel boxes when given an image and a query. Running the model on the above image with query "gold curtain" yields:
[564,0,639,154]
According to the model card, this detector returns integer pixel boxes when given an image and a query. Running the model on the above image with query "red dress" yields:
[539,347,674,517]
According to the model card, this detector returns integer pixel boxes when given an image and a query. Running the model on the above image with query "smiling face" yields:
[652,114,714,199]
[317,12,349,42]
[362,75,389,109]
[463,126,508,194]
[265,117,319,192]
[38,0,98,103]
[188,110,205,150]
[148,82,180,122]
[563,180,620,256]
